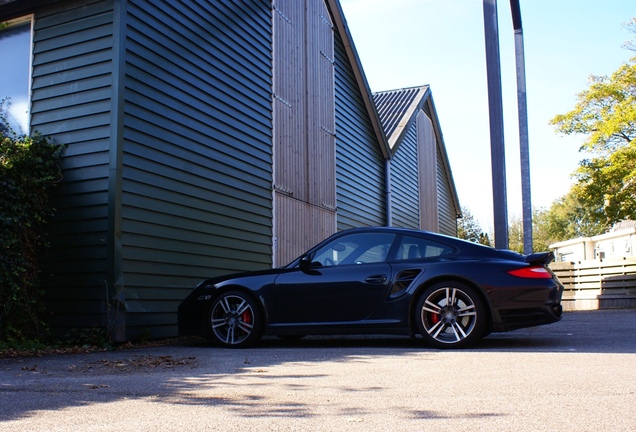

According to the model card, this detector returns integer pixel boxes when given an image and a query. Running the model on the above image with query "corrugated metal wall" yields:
[30,0,116,331]
[273,0,336,266]
[390,125,420,229]
[121,0,273,338]
[334,30,386,231]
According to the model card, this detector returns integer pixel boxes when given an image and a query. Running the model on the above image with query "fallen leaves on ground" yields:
[68,354,198,373]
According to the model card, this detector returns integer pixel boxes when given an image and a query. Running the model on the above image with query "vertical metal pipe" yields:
[385,158,393,226]
[483,0,509,249]
[510,0,533,254]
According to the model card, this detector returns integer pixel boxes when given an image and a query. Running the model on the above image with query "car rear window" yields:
[393,235,454,261]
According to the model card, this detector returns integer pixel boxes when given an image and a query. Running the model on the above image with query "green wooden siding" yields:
[437,148,458,236]
[13,0,273,339]
[29,0,116,330]
[334,31,386,231]
[120,0,273,339]
[390,126,420,229]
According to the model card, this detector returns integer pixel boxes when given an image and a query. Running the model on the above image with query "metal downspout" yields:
[385,158,392,226]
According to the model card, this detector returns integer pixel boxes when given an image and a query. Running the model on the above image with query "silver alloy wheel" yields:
[210,294,255,346]
[420,286,478,345]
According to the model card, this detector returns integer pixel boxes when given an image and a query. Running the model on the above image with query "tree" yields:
[507,216,524,254]
[508,208,554,253]
[530,207,552,252]
[457,207,492,246]
[550,56,636,229]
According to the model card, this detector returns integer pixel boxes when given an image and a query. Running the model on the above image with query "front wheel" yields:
[208,290,263,348]
[415,281,486,349]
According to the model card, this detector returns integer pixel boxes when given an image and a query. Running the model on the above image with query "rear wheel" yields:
[208,290,262,348]
[415,281,486,349]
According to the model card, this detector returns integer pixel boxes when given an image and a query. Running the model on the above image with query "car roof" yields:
[335,226,518,259]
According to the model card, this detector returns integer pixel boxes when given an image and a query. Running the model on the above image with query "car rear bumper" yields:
[486,277,564,332]
[493,303,563,332]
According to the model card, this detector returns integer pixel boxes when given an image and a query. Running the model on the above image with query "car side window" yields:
[393,235,453,261]
[312,233,396,267]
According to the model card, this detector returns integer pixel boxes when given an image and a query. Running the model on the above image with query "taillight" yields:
[507,266,552,279]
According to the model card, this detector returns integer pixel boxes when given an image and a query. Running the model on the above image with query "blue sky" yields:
[340,0,635,230]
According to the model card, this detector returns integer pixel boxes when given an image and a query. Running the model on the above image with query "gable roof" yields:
[373,85,430,150]
[373,85,461,217]
[326,0,391,159]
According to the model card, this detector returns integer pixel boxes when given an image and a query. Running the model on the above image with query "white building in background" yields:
[550,220,636,263]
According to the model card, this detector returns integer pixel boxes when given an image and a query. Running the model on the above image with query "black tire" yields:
[415,281,486,349]
[208,290,263,348]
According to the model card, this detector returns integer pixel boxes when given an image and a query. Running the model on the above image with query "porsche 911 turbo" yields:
[178,227,564,348]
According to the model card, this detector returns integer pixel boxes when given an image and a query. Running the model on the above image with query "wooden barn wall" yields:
[420,103,458,236]
[333,30,386,231]
[275,195,336,265]
[273,0,336,266]
[27,0,116,332]
[121,0,273,339]
[390,124,420,229]
[417,111,439,233]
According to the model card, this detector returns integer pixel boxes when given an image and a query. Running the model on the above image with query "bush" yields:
[0,103,64,341]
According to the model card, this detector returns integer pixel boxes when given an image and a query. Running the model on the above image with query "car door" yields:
[270,232,396,324]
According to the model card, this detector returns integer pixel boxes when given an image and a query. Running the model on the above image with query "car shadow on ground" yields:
[191,309,636,354]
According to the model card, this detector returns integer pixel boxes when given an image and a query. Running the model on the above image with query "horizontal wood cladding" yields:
[334,30,386,231]
[437,147,458,236]
[120,0,273,337]
[29,0,116,330]
[390,125,420,229]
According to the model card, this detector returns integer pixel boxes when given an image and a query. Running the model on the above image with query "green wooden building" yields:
[0,0,460,341]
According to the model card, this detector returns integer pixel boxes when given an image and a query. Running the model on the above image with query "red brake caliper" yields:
[241,310,252,324]
[429,312,440,325]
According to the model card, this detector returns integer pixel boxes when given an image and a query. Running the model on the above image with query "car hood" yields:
[194,267,285,290]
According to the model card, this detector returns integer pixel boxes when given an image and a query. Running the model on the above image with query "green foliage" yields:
[62,327,113,351]
[507,207,591,254]
[508,208,553,254]
[1,102,64,342]
[551,58,636,155]
[530,208,552,253]
[540,192,607,243]
[550,55,636,230]
[457,207,492,246]
[507,217,524,254]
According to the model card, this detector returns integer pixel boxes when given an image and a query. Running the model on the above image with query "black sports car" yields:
[178,227,564,348]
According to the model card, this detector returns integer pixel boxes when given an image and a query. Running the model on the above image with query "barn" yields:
[0,0,460,340]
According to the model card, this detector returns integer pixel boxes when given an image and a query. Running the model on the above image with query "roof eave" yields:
[423,93,462,217]
[326,0,391,159]
[0,0,57,18]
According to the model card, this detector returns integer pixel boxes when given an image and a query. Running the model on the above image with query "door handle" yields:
[365,275,387,284]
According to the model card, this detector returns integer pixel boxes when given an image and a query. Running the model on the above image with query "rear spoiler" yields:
[525,251,555,266]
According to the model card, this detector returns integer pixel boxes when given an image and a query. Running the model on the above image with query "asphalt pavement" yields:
[1,309,635,432]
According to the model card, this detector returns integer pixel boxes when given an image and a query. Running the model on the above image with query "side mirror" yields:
[299,255,311,271]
